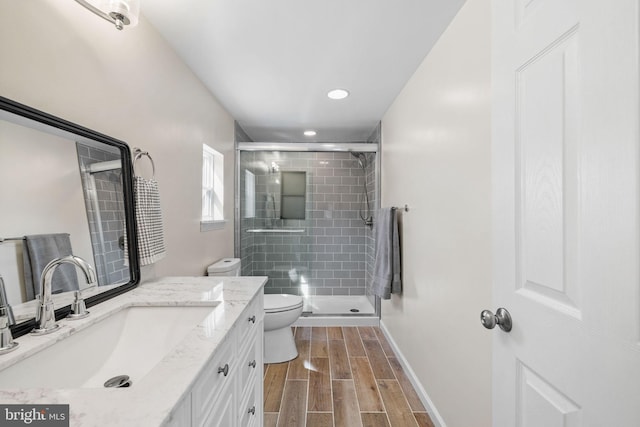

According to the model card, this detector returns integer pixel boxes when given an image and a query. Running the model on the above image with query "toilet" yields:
[206,258,303,364]
[263,293,303,364]
[207,258,241,276]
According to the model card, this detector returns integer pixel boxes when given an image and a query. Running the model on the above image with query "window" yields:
[201,144,225,230]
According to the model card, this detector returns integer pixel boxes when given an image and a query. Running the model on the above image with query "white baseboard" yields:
[379,320,447,427]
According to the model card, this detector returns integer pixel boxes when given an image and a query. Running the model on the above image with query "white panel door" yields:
[492,0,640,426]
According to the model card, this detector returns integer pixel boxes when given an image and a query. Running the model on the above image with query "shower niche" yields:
[280,171,306,220]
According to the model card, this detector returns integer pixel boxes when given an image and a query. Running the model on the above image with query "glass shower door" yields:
[237,149,378,317]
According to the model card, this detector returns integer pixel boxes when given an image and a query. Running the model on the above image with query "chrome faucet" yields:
[31,255,97,335]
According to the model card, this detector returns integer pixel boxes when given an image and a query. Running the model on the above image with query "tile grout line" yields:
[275,326,296,426]
[278,345,293,427]
[330,359,335,427]
[329,328,335,427]
[318,329,336,426]
[303,327,309,427]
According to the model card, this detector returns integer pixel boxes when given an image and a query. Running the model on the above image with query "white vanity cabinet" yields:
[236,304,263,427]
[164,294,264,427]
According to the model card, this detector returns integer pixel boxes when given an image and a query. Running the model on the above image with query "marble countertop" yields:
[0,276,267,426]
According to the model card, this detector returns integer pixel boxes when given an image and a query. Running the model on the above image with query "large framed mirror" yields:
[0,96,140,337]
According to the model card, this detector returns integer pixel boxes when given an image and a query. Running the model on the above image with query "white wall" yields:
[0,1,236,281]
[380,0,492,426]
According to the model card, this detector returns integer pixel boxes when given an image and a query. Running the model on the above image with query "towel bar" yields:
[246,229,305,233]
[0,237,24,243]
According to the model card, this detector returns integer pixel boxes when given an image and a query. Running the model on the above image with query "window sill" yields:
[200,219,227,232]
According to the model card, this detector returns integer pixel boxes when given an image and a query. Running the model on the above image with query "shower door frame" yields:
[234,142,381,319]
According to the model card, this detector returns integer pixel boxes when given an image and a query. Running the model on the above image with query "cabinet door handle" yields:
[248,315,256,324]
[248,406,256,415]
[249,360,257,369]
[217,363,229,376]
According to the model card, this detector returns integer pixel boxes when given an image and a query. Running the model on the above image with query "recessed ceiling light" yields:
[304,130,317,137]
[327,89,350,100]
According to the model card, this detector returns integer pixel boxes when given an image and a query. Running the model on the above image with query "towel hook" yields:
[133,147,156,179]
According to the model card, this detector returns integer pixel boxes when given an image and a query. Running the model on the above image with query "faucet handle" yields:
[0,276,15,326]
[67,290,90,320]
[0,276,18,354]
[0,316,18,355]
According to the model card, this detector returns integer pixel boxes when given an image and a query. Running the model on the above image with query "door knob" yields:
[480,308,512,332]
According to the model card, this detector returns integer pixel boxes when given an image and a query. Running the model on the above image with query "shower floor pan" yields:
[295,295,379,327]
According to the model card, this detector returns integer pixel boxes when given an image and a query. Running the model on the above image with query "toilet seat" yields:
[264,294,303,313]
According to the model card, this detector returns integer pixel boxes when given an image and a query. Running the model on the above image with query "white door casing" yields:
[492,0,640,426]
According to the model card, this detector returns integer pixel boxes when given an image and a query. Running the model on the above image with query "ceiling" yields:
[142,0,466,142]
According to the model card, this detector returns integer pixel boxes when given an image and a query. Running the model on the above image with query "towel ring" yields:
[133,148,156,179]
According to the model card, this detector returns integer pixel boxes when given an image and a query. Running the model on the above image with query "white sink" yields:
[0,304,219,389]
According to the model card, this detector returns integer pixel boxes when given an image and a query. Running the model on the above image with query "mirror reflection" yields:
[0,106,135,324]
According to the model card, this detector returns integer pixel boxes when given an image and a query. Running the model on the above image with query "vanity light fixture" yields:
[327,89,350,100]
[74,0,140,31]
[304,130,317,137]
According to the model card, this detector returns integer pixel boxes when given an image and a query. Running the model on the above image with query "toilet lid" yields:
[264,294,303,313]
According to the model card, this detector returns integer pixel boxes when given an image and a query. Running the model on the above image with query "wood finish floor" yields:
[264,326,435,427]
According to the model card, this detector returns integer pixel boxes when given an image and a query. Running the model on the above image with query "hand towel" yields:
[371,207,402,299]
[129,175,166,266]
[22,233,80,299]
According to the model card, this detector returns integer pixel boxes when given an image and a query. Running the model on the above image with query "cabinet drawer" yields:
[238,376,260,427]
[238,327,262,396]
[192,334,236,425]
[201,385,234,427]
[236,295,263,343]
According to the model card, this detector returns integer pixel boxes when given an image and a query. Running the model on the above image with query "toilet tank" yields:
[207,258,241,276]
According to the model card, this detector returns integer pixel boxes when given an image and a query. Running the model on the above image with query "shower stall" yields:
[235,141,380,323]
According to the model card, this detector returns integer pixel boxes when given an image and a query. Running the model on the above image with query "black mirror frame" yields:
[0,96,140,338]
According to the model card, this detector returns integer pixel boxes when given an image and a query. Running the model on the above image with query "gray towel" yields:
[22,233,80,300]
[371,207,402,299]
